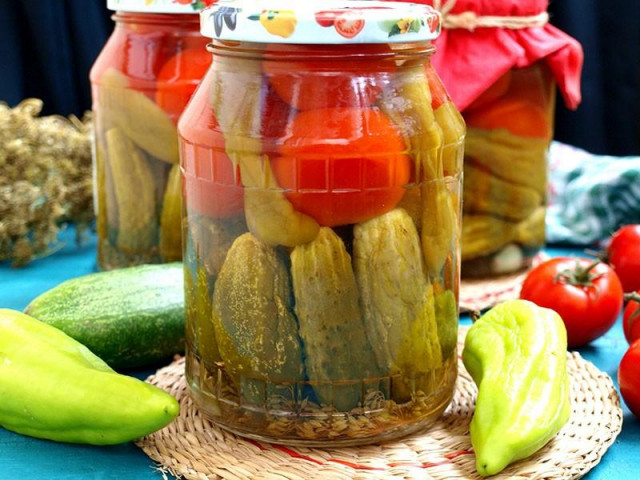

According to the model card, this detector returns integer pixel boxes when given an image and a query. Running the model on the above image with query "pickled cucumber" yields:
[209,56,319,247]
[159,164,183,262]
[465,128,548,196]
[434,289,458,361]
[464,163,541,221]
[516,206,546,248]
[434,101,465,176]
[185,264,220,367]
[212,233,304,405]
[291,227,383,411]
[98,68,179,164]
[379,63,459,277]
[189,215,247,279]
[354,209,443,402]
[461,208,545,261]
[105,128,158,253]
[94,142,113,242]
[422,180,458,277]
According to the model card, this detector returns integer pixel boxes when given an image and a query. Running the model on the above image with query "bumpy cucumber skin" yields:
[0,309,179,445]
[25,263,185,369]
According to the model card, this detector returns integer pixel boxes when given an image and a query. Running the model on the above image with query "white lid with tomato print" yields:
[200,0,441,44]
[107,0,215,13]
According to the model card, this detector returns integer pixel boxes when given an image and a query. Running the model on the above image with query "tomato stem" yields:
[554,260,603,287]
[625,293,640,323]
[584,248,605,260]
[625,292,640,304]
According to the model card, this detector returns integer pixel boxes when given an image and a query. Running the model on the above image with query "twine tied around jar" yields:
[432,0,549,31]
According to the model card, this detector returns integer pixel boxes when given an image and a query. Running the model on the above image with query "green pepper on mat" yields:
[462,299,571,476]
[0,309,179,445]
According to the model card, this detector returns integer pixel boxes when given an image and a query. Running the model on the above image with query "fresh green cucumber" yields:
[25,263,185,369]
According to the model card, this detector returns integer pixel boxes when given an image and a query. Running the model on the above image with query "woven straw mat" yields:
[136,326,622,480]
[459,253,549,312]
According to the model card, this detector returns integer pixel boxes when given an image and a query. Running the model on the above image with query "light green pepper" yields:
[462,300,571,476]
[0,309,179,445]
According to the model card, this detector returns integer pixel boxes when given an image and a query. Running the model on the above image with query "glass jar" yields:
[90,0,211,270]
[420,0,583,277]
[461,63,555,276]
[180,0,464,446]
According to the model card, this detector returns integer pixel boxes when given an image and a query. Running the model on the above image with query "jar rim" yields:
[201,0,441,45]
[206,39,436,61]
[107,0,208,14]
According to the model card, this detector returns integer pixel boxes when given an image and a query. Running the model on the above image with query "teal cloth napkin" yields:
[547,142,640,245]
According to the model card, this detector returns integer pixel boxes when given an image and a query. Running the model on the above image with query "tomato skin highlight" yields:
[519,257,624,348]
[618,338,640,418]
[607,225,640,293]
[273,107,411,227]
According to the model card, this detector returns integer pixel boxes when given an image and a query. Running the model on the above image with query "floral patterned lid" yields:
[107,0,214,14]
[200,0,441,44]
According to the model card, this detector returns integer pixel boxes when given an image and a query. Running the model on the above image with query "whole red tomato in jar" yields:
[619,338,640,417]
[606,225,640,293]
[520,257,624,348]
[272,107,411,227]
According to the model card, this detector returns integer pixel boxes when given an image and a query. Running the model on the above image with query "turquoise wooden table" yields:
[0,229,638,479]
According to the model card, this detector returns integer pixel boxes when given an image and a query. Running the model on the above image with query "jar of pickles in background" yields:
[180,0,465,446]
[90,0,212,270]
[421,0,583,277]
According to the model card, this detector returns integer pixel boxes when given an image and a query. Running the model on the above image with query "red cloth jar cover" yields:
[422,0,584,111]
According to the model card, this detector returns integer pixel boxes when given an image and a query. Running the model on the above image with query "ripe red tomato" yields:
[623,292,640,344]
[619,338,640,417]
[178,74,244,219]
[334,11,365,38]
[465,98,551,139]
[520,257,624,348]
[90,28,169,98]
[262,43,396,111]
[272,107,411,227]
[156,46,212,123]
[606,225,640,293]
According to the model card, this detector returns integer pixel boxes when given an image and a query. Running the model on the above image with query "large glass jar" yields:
[90,0,211,270]
[180,0,465,446]
[461,63,555,276]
